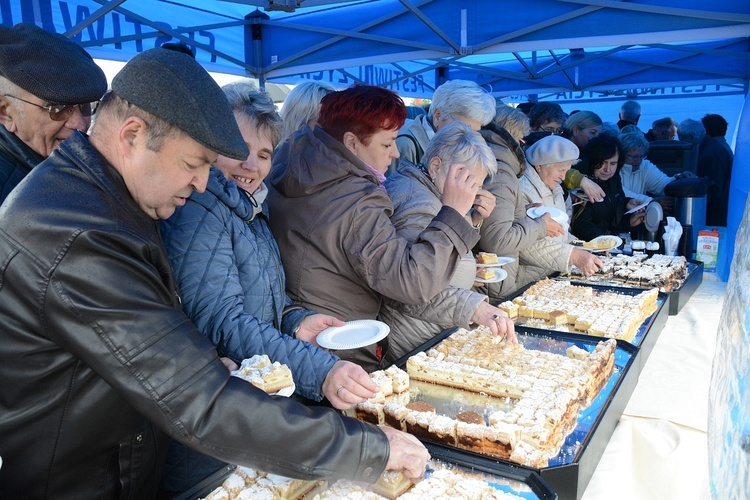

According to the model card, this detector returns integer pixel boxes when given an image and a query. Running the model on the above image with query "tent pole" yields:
[245,9,270,87]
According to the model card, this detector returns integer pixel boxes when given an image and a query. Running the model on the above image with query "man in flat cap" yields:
[0,47,428,498]
[0,23,107,203]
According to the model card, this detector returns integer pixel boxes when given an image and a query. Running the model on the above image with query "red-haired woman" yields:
[268,85,511,371]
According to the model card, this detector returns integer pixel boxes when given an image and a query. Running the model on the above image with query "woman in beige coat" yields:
[518,135,604,283]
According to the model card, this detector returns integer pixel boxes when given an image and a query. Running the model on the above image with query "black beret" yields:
[112,48,248,161]
[0,23,107,103]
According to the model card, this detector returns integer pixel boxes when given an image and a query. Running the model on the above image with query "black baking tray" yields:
[174,447,557,500]
[504,281,669,372]
[425,444,558,499]
[391,327,640,500]
[555,259,703,316]
[667,259,703,315]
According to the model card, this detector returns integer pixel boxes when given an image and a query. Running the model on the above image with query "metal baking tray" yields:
[505,281,669,372]
[390,328,640,500]
[174,449,557,499]
[555,259,703,316]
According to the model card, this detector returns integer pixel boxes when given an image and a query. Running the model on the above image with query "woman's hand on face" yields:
[580,177,605,203]
[541,213,565,237]
[294,314,345,345]
[441,163,480,217]
[471,189,496,225]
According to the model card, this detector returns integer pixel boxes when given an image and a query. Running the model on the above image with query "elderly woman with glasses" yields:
[518,134,604,278]
[528,102,567,135]
[619,131,695,210]
[571,134,646,241]
[378,121,516,363]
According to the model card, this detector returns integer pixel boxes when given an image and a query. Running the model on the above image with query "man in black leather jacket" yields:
[0,47,428,499]
[0,23,107,204]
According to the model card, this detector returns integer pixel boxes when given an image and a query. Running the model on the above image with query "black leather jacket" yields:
[0,132,389,499]
[0,125,44,204]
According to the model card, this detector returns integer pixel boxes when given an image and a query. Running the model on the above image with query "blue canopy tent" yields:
[5,1,748,97]
[2,0,749,278]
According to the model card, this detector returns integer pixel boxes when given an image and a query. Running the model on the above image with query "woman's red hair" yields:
[318,84,407,144]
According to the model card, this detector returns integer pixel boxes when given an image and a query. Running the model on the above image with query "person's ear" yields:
[0,95,16,131]
[118,116,148,155]
[342,131,357,153]
[428,156,442,178]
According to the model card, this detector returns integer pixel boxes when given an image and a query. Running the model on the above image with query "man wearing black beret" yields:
[0,23,108,203]
[0,47,428,498]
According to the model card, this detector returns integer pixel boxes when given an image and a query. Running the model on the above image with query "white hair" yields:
[424,121,497,178]
[428,79,496,127]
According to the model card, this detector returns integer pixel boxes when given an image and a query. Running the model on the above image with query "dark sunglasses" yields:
[540,125,564,135]
[4,94,99,121]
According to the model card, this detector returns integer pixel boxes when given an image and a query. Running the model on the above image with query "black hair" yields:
[585,133,624,172]
[701,113,728,137]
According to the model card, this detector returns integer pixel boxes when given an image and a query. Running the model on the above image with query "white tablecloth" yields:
[581,274,726,500]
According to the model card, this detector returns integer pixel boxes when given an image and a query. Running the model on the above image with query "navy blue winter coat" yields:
[161,167,338,400]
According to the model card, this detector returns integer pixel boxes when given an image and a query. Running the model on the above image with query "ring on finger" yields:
[336,386,345,396]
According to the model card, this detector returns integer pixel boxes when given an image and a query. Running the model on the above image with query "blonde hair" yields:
[493,104,530,142]
[563,110,602,134]
[280,81,336,141]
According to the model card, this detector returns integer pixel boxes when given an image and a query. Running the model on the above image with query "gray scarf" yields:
[244,182,268,221]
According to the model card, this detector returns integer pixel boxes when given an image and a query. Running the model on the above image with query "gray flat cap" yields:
[526,135,579,167]
[0,23,107,103]
[112,48,248,160]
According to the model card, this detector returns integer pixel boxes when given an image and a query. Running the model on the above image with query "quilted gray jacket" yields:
[379,162,487,363]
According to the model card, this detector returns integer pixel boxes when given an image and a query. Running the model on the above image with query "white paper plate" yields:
[569,188,589,201]
[476,256,516,268]
[317,320,390,350]
[624,197,652,215]
[583,235,623,253]
[644,201,664,232]
[474,267,508,284]
[273,384,296,397]
[526,206,569,224]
